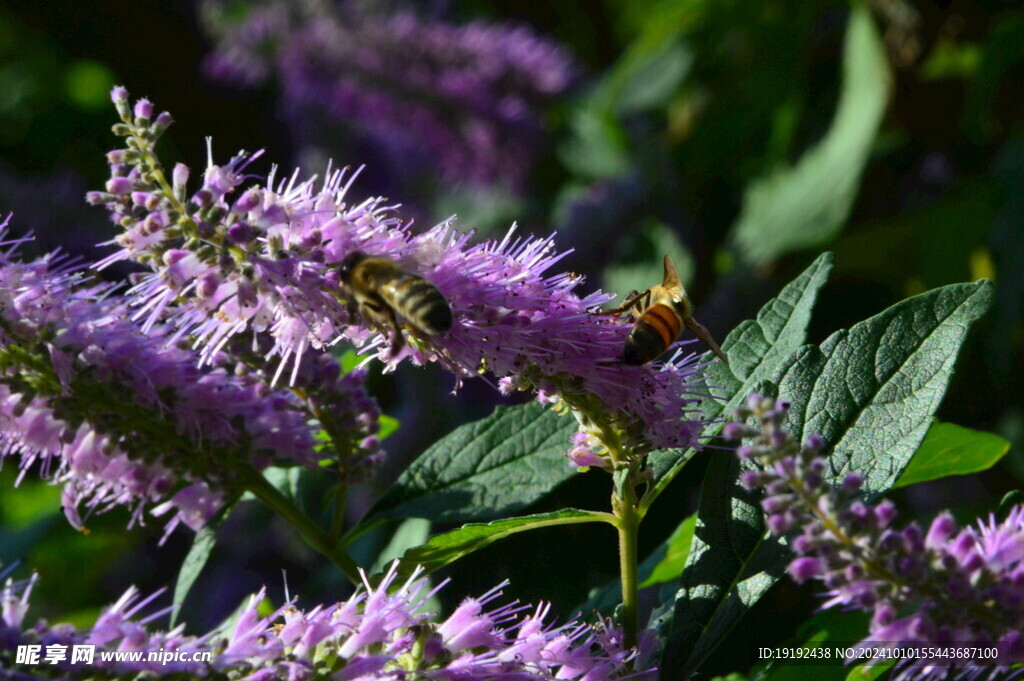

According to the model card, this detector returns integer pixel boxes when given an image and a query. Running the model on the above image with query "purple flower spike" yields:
[0,562,658,678]
[728,394,1024,681]
[201,1,578,189]
[0,219,365,537]
[93,90,714,469]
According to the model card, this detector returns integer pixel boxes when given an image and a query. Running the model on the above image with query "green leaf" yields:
[366,403,579,523]
[377,414,400,441]
[757,609,870,681]
[998,490,1024,520]
[730,5,891,265]
[775,280,993,493]
[369,518,431,575]
[846,662,894,681]
[653,452,789,680]
[641,514,697,587]
[339,349,368,373]
[257,466,301,504]
[560,108,632,179]
[656,279,992,679]
[171,505,232,627]
[614,39,693,113]
[597,0,706,111]
[894,421,1010,488]
[646,252,834,498]
[392,509,612,580]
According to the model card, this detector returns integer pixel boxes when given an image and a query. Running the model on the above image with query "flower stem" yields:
[613,480,641,650]
[234,464,361,584]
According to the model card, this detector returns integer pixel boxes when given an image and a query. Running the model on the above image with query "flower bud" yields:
[110,85,130,119]
[925,513,956,549]
[162,249,189,267]
[197,273,220,299]
[803,433,825,453]
[840,472,864,494]
[173,163,190,190]
[721,422,749,441]
[152,112,174,135]
[739,470,761,490]
[134,98,154,121]
[232,188,262,215]
[106,177,133,195]
[767,513,790,534]
[787,557,823,582]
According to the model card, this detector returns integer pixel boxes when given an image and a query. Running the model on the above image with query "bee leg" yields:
[599,289,647,316]
[382,304,405,357]
[683,317,728,364]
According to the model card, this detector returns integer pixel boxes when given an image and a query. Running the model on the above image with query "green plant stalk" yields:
[235,464,361,584]
[614,481,641,650]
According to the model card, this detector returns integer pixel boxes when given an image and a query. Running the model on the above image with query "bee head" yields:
[338,251,366,283]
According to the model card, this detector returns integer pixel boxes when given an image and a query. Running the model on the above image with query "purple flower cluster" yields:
[229,336,385,483]
[0,219,327,537]
[2,572,214,677]
[727,395,1024,680]
[201,0,578,189]
[91,89,710,466]
[3,564,650,680]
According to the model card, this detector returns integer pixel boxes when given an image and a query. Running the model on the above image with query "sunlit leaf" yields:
[656,278,992,679]
[894,421,1010,488]
[366,403,578,523]
[391,509,612,580]
[731,6,890,264]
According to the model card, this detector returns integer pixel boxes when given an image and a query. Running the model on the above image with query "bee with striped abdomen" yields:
[337,251,453,355]
[608,255,727,365]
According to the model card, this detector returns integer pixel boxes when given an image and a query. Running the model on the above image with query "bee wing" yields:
[661,255,682,289]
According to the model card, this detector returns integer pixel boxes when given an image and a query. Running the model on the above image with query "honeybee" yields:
[608,255,727,365]
[337,251,453,354]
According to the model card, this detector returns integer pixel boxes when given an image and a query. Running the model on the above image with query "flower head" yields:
[728,395,1024,680]
[0,218,331,537]
[93,90,714,468]
[1,573,213,676]
[201,0,578,189]
[2,564,652,680]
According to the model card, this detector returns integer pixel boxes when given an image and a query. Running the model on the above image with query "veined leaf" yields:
[894,421,1010,488]
[775,280,993,493]
[366,403,578,523]
[657,278,992,679]
[731,5,891,265]
[392,509,613,580]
